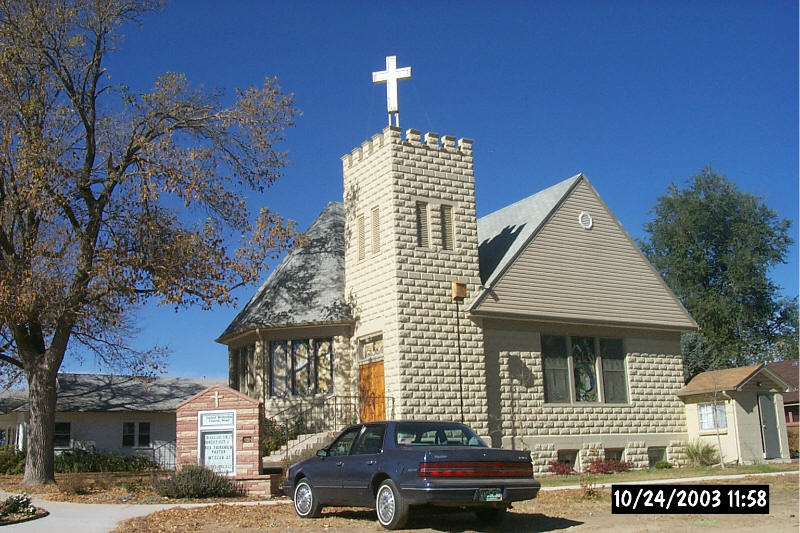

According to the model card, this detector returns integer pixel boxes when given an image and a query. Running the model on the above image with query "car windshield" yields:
[394,422,486,447]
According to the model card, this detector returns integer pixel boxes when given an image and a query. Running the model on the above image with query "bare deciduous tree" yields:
[0,0,298,485]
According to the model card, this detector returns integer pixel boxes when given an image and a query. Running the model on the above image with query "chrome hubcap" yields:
[377,486,395,524]
[295,483,312,515]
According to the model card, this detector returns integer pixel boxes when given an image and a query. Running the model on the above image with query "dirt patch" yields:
[113,474,799,533]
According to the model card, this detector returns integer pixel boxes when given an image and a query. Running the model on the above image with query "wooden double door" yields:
[359,360,385,422]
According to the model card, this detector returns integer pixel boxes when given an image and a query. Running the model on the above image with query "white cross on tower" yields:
[212,390,222,408]
[372,55,412,127]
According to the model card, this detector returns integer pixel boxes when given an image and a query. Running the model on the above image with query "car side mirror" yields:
[316,449,328,458]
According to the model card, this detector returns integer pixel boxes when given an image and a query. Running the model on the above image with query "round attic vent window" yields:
[578,211,593,229]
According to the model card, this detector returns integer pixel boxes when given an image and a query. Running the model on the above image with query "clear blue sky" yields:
[63,0,798,378]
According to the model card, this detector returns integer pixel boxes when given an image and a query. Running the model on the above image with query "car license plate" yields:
[478,488,503,502]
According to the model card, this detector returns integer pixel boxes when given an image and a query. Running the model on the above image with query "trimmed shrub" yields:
[0,493,34,517]
[262,417,302,455]
[654,460,674,469]
[546,459,576,476]
[58,474,90,495]
[0,447,25,475]
[54,449,156,473]
[585,458,633,474]
[151,465,243,499]
[684,440,719,466]
[788,431,799,459]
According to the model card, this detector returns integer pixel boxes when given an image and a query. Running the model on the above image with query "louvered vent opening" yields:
[371,206,380,253]
[440,204,454,250]
[416,201,429,247]
[357,215,365,260]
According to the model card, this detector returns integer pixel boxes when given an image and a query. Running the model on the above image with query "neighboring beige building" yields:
[217,125,706,472]
[678,364,793,463]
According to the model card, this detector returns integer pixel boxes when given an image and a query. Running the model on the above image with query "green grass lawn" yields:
[538,462,798,487]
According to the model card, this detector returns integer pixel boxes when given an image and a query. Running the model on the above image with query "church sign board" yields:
[198,410,236,475]
[176,385,264,481]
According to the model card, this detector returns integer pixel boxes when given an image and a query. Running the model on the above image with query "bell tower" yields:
[342,114,487,433]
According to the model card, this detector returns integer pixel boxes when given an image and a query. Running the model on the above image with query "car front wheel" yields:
[375,479,409,529]
[293,478,322,518]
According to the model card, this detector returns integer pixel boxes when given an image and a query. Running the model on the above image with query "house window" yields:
[415,201,429,247]
[357,215,366,260]
[371,207,380,253]
[123,422,151,447]
[122,422,135,446]
[54,422,71,448]
[542,335,628,403]
[648,447,666,467]
[600,339,627,403]
[698,403,727,431]
[605,448,624,461]
[542,335,569,403]
[557,449,578,469]
[440,204,454,250]
[270,339,334,397]
[138,422,151,447]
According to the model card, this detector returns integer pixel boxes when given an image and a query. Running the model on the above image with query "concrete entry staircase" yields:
[262,430,336,473]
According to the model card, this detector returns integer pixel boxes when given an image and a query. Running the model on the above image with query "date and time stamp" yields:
[611,484,769,514]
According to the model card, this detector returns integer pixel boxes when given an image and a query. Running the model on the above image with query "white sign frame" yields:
[197,409,236,476]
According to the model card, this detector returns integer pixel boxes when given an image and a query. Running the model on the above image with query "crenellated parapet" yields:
[342,126,473,168]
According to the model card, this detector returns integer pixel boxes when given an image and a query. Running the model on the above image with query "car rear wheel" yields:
[375,479,409,529]
[475,506,507,524]
[293,479,322,518]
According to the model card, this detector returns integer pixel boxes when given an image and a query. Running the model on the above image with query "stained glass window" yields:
[542,335,569,403]
[571,336,598,402]
[316,340,333,394]
[359,335,383,360]
[293,340,310,396]
[270,341,288,397]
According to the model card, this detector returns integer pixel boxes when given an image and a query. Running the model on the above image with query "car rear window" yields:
[395,422,486,447]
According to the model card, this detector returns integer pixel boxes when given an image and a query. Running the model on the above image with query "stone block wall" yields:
[495,335,689,473]
[625,441,649,469]
[667,440,689,466]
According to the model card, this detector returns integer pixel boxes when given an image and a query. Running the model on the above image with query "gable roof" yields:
[677,364,793,397]
[476,174,581,287]
[218,201,352,341]
[766,359,799,404]
[2,373,226,413]
[470,174,697,330]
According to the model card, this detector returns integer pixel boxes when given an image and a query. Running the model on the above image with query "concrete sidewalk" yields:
[0,492,290,533]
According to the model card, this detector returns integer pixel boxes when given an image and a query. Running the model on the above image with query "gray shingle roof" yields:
[476,174,581,288]
[3,374,226,413]
[219,201,351,340]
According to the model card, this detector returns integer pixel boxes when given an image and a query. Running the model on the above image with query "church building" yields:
[216,57,700,472]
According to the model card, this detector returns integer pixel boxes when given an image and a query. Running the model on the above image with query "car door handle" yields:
[336,461,344,467]
[366,460,376,465]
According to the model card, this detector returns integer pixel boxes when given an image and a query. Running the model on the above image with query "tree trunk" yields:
[21,364,57,486]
